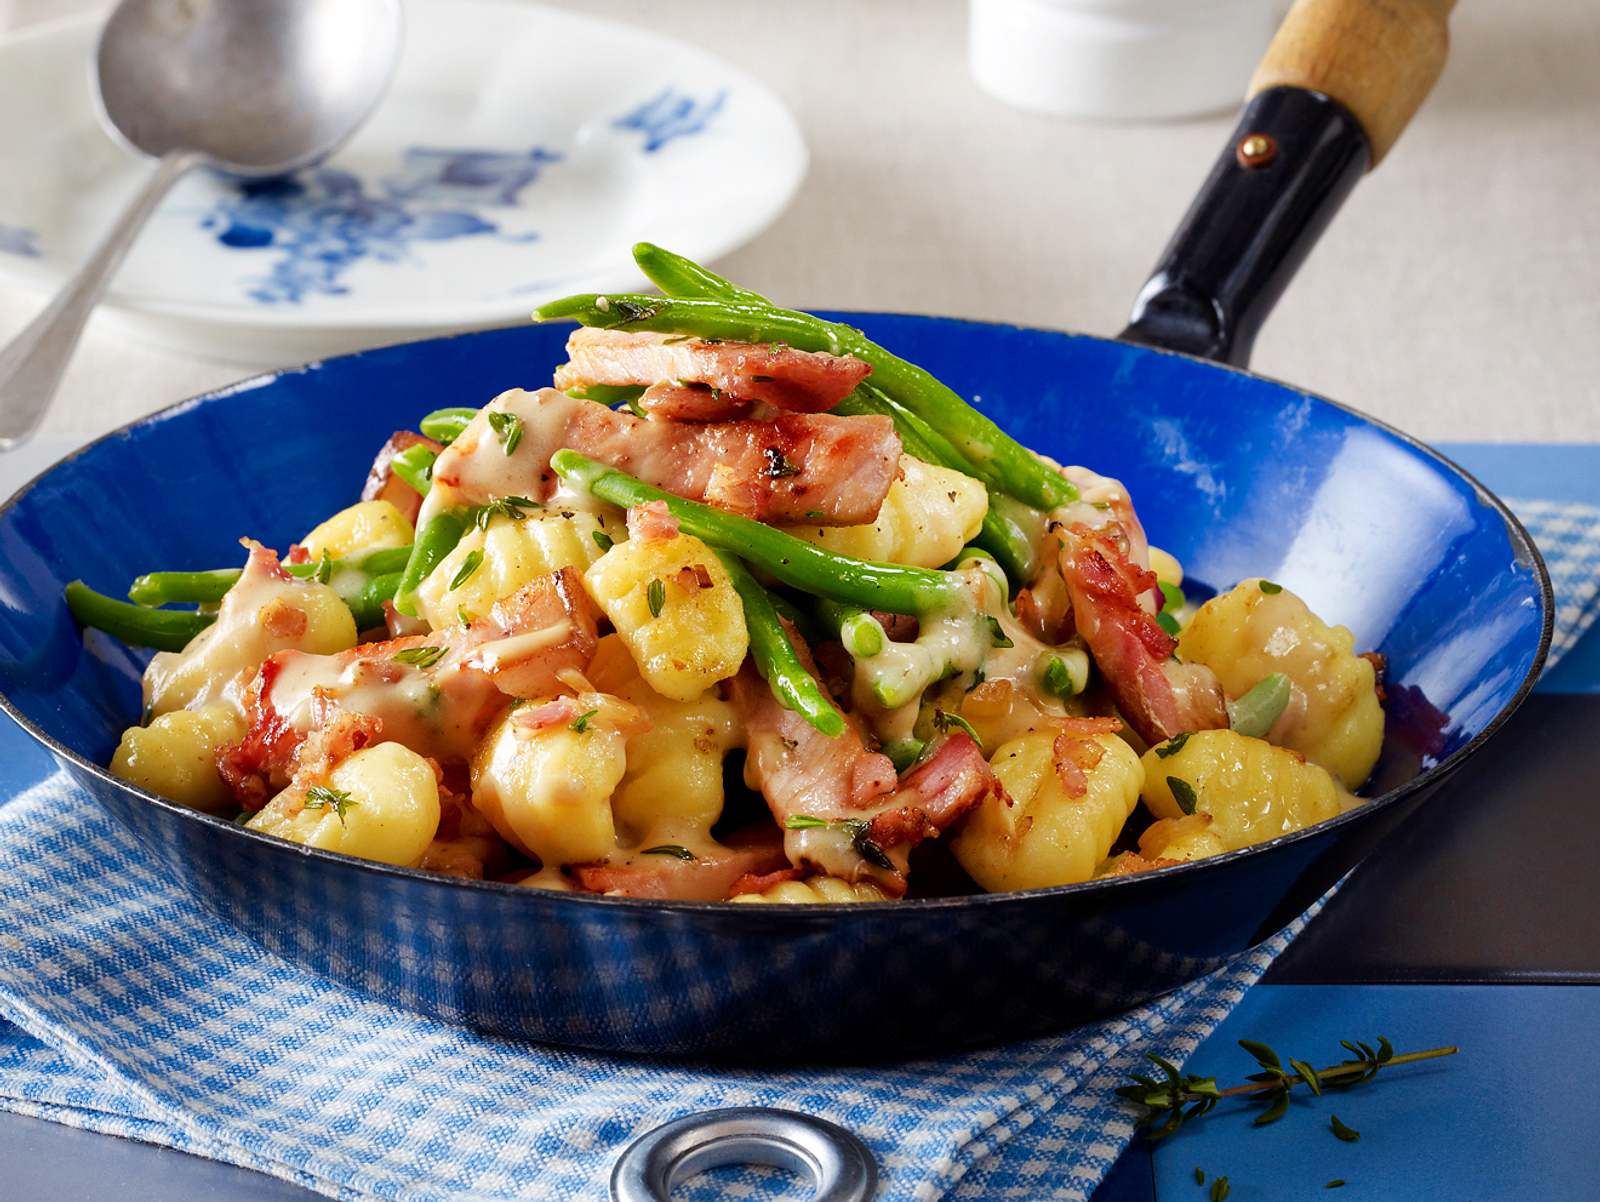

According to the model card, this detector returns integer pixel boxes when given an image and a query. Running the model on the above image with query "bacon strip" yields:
[1057,523,1226,745]
[431,389,900,526]
[554,328,872,414]
[217,570,598,804]
[362,430,441,526]
[572,828,790,901]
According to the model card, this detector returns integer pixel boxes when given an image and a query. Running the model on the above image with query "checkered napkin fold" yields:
[0,500,1591,1202]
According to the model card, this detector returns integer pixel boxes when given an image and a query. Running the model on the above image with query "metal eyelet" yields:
[610,1107,877,1202]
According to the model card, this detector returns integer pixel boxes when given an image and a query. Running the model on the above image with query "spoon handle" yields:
[0,149,204,452]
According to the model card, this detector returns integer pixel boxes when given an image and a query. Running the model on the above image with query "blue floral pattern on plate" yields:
[0,224,39,258]
[201,147,558,304]
[612,87,728,153]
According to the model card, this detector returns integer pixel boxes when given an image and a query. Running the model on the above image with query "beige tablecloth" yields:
[2,0,1596,448]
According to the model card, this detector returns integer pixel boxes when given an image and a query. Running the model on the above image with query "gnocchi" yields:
[731,877,888,904]
[247,742,441,867]
[299,499,414,561]
[110,705,245,812]
[415,508,621,631]
[953,730,1144,890]
[785,456,987,568]
[583,529,747,701]
[1178,580,1383,787]
[1141,728,1346,852]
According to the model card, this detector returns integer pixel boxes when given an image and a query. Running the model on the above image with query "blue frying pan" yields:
[0,1,1549,1059]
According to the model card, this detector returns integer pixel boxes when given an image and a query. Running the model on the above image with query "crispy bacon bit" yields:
[361,430,442,525]
[626,500,680,542]
[555,328,872,414]
[283,544,312,566]
[1051,730,1107,798]
[431,389,900,526]
[639,380,752,422]
[1057,522,1227,745]
[572,828,789,901]
[509,696,582,732]
[869,611,919,642]
[670,563,715,592]
[261,600,308,640]
[1059,716,1123,735]
[1360,651,1389,703]
[458,567,601,699]
[1097,852,1182,878]
[727,867,804,897]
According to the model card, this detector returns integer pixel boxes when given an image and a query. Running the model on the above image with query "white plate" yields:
[0,1,806,364]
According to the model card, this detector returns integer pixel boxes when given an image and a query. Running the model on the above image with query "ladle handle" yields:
[0,150,202,452]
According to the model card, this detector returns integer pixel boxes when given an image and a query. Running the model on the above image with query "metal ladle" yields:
[0,0,403,451]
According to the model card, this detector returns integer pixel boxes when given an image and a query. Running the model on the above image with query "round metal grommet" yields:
[610,1106,877,1202]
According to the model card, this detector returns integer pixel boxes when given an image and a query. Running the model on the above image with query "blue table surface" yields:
[0,441,1594,1200]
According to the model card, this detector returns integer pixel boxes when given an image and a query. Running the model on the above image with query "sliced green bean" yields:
[534,289,1077,511]
[393,510,468,618]
[1229,673,1292,739]
[1038,649,1091,699]
[815,598,886,659]
[419,407,477,445]
[65,582,213,652]
[389,443,437,497]
[552,451,961,617]
[566,383,647,409]
[716,551,845,737]
[883,738,927,773]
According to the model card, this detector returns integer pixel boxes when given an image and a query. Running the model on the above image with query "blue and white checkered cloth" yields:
[0,499,1593,1202]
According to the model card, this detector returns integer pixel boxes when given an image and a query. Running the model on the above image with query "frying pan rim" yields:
[0,313,1555,913]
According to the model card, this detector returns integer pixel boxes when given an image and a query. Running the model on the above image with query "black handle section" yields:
[1121,87,1370,367]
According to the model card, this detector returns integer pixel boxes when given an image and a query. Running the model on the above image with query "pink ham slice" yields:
[433,388,900,525]
[1057,522,1227,746]
[554,328,872,414]
[361,430,441,526]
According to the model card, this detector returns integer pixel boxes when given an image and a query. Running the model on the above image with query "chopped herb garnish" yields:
[763,446,801,478]
[646,577,666,619]
[984,615,1014,648]
[784,815,829,830]
[303,785,356,824]
[569,708,599,733]
[1194,1168,1205,1185]
[804,509,825,520]
[457,606,474,628]
[933,709,983,749]
[662,334,695,345]
[1330,1115,1360,1142]
[487,409,524,456]
[1209,1177,1230,1202]
[1167,776,1199,815]
[1156,611,1182,637]
[1259,579,1284,595]
[1326,1182,1346,1190]
[641,844,696,861]
[315,549,333,584]
[471,495,540,530]
[1154,732,1191,759]
[392,645,447,669]
[613,299,660,323]
[450,549,484,590]
[783,816,891,868]
[750,374,775,383]
[1159,581,1185,613]
[592,529,615,552]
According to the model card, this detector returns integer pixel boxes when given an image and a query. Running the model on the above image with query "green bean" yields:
[344,571,404,631]
[389,443,436,496]
[815,598,886,659]
[533,290,1077,511]
[392,510,468,618]
[128,546,413,610]
[419,407,477,445]
[1038,649,1091,699]
[1228,672,1292,738]
[883,738,927,773]
[65,582,214,652]
[835,386,1039,585]
[552,451,961,617]
[632,241,771,305]
[716,551,845,737]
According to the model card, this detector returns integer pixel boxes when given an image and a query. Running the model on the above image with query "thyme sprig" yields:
[1117,1035,1458,1140]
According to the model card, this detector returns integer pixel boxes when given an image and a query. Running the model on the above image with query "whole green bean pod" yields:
[65,582,214,652]
[533,291,1077,511]
[419,407,478,445]
[814,598,887,659]
[715,551,845,737]
[551,451,963,617]
[129,546,412,611]
[632,241,771,304]
[392,510,469,618]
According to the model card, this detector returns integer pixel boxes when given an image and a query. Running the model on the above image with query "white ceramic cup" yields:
[970,0,1282,121]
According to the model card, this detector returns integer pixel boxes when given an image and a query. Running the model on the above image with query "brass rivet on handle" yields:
[1236,133,1278,168]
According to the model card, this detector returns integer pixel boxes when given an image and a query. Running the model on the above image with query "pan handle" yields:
[1121,0,1454,366]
